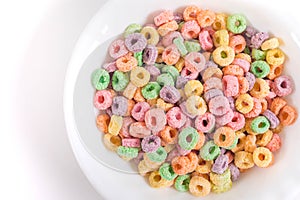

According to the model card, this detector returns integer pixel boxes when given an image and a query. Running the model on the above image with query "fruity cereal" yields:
[91,5,297,196]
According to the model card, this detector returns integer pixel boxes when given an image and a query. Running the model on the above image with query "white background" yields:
[0,0,299,200]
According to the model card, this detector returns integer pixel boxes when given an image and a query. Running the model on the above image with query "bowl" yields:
[64,0,300,199]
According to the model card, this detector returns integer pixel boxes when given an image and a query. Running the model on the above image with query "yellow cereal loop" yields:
[123,82,138,99]
[209,169,231,186]
[186,95,207,116]
[202,67,223,82]
[196,158,213,174]
[103,133,122,152]
[184,80,204,98]
[156,46,165,63]
[175,57,185,72]
[213,30,229,47]
[130,67,150,87]
[256,130,273,147]
[234,151,255,170]
[147,98,158,106]
[235,53,251,63]
[231,131,246,153]
[266,48,285,66]
[149,171,174,188]
[156,98,174,111]
[261,38,280,51]
[212,46,235,67]
[212,13,228,30]
[235,93,254,114]
[250,78,270,99]
[253,147,274,168]
[244,134,257,153]
[189,176,211,197]
[108,115,123,135]
[140,26,160,45]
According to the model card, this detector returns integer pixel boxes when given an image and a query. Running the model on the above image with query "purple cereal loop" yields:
[141,135,161,153]
[212,154,229,174]
[176,75,188,89]
[176,144,191,156]
[245,72,256,90]
[250,31,269,49]
[229,163,240,182]
[109,39,129,59]
[159,85,181,104]
[272,75,293,97]
[220,148,226,155]
[263,109,280,129]
[244,26,258,38]
[208,95,230,116]
[162,31,183,47]
[203,89,224,103]
[143,45,158,65]
[125,33,147,53]
[145,65,161,81]
[102,61,117,73]
[179,101,197,119]
[215,109,234,126]
[111,96,128,116]
[227,96,236,111]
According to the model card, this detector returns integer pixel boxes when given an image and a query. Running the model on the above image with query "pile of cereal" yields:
[91,5,297,196]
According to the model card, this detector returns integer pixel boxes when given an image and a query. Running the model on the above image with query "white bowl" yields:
[64,0,300,199]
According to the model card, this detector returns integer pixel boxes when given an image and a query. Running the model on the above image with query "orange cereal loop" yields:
[244,98,262,119]
[229,35,246,54]
[149,171,174,188]
[186,152,199,173]
[193,131,206,150]
[237,76,250,95]
[183,5,201,21]
[157,20,179,36]
[96,113,110,133]
[244,135,257,153]
[202,52,211,62]
[116,54,137,72]
[134,87,146,102]
[256,130,273,147]
[156,98,174,112]
[244,118,257,135]
[234,151,255,170]
[271,124,283,134]
[175,57,185,72]
[235,53,251,63]
[270,97,287,115]
[212,13,227,30]
[278,105,298,126]
[267,64,284,80]
[259,98,268,114]
[171,156,191,175]
[202,67,223,82]
[250,78,270,99]
[253,147,274,168]
[222,64,244,77]
[196,158,213,174]
[213,127,236,148]
[189,176,211,197]
[125,99,136,117]
[231,131,246,153]
[159,126,178,144]
[197,10,216,27]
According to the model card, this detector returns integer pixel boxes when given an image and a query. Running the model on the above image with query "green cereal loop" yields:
[174,175,190,192]
[250,60,270,78]
[134,51,143,66]
[210,169,231,186]
[91,69,110,90]
[161,66,179,81]
[112,70,129,91]
[252,49,266,61]
[184,40,201,53]
[147,146,167,163]
[117,146,139,158]
[159,163,178,181]
[156,73,174,87]
[250,116,270,134]
[178,127,199,150]
[154,63,166,70]
[123,23,142,38]
[212,181,232,193]
[226,14,247,34]
[141,82,161,99]
[225,136,238,150]
[244,46,251,55]
[200,140,221,161]
[173,37,188,56]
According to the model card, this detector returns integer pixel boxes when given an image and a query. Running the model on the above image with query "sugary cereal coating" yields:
[91,5,297,197]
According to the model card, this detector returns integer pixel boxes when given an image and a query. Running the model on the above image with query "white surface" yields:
[1,0,300,200]
[65,0,300,200]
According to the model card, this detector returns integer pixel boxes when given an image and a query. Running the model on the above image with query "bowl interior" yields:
[71,0,300,198]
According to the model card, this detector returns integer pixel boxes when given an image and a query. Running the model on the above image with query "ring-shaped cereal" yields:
[195,112,216,133]
[160,126,178,144]
[226,14,247,34]
[244,135,257,153]
[222,65,244,77]
[235,93,254,114]
[145,108,167,132]
[229,35,246,53]
[231,131,246,153]
[200,140,221,161]
[158,20,179,36]
[250,116,270,134]
[213,29,229,47]
[125,33,147,53]
[196,157,213,174]
[183,5,201,21]
[278,105,298,126]
[130,67,151,87]
[244,98,262,118]
[197,9,216,27]
[250,60,270,78]
[108,115,123,136]
[103,133,122,152]
[186,152,199,173]
[159,163,178,181]
[154,10,174,26]
[174,175,191,192]
[202,67,223,82]
[94,90,113,110]
[166,107,187,128]
[266,48,285,66]
[116,54,138,72]
[222,75,239,97]
[140,26,160,45]
[270,97,287,115]
[123,23,142,38]
[268,64,284,80]
[209,168,231,186]
[199,30,214,51]
[234,151,255,170]
[212,13,227,30]
[253,147,274,168]
[91,69,110,90]
[178,127,199,150]
[171,156,191,175]
[185,52,206,72]
[237,76,250,94]
[162,44,181,65]
[181,20,201,40]
[96,114,110,133]
[109,39,129,59]
[193,131,206,150]
[250,78,270,99]
[256,129,273,147]
[213,126,236,148]
[149,170,174,188]
[184,80,203,97]
[189,176,211,197]
[186,95,207,116]
[141,82,161,100]
[212,46,235,67]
